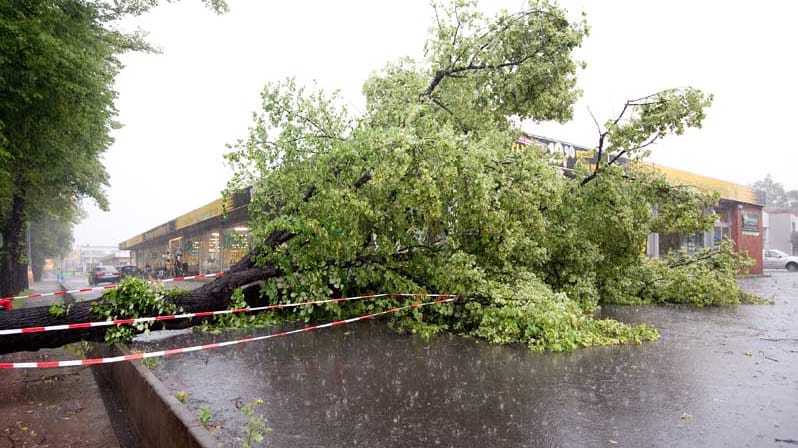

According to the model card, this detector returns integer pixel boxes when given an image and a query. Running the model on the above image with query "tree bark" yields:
[0,174,371,354]
[0,193,28,297]
[0,249,282,355]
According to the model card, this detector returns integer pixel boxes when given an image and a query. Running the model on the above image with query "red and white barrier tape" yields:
[0,297,455,369]
[0,293,456,335]
[0,272,226,310]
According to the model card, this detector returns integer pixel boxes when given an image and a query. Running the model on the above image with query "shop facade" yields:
[119,190,252,275]
[121,136,766,276]
[521,135,766,274]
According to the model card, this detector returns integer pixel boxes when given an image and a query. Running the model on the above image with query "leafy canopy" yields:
[225,0,750,350]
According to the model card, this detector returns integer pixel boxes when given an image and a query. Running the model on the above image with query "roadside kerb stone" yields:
[91,342,220,448]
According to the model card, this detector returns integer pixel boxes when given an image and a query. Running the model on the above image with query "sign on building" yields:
[742,212,760,236]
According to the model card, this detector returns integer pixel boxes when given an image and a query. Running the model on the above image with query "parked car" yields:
[118,265,143,280]
[89,265,120,285]
[762,249,798,272]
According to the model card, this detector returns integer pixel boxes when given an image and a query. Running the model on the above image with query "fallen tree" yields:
[1,0,757,356]
[0,247,277,355]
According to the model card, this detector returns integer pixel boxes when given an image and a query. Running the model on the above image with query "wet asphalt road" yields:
[133,273,798,448]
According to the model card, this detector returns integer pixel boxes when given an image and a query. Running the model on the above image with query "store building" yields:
[120,135,766,275]
[520,135,766,274]
[119,190,252,275]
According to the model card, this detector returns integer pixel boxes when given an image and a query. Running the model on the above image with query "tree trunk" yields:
[0,239,286,355]
[0,194,28,297]
[0,176,370,354]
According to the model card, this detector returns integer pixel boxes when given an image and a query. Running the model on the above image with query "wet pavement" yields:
[20,275,208,309]
[17,276,102,310]
[0,280,121,448]
[132,273,796,447]
[18,280,68,309]
[1,276,208,448]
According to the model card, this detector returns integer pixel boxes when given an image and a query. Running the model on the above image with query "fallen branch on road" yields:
[0,250,281,355]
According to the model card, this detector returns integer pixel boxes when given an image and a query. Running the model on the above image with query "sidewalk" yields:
[19,279,67,309]
[0,280,123,448]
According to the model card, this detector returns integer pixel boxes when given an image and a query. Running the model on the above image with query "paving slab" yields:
[0,280,124,448]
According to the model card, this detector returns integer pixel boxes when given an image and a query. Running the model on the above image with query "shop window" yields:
[713,221,730,245]
[183,236,202,275]
[223,226,249,269]
[683,232,705,253]
[658,231,706,257]
[659,233,682,257]
[204,231,221,273]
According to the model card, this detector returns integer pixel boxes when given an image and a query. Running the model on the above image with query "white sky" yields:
[74,0,798,247]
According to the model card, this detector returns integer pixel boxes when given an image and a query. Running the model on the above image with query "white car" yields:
[763,249,798,272]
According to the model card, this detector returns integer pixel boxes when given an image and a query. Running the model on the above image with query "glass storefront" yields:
[223,225,249,270]
[202,231,221,274]
[129,223,252,274]
[184,236,202,274]
[657,205,731,257]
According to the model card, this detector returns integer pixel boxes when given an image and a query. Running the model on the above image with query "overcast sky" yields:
[74,0,798,247]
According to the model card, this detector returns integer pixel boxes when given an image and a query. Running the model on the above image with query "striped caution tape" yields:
[0,297,455,369]
[0,271,226,308]
[0,293,455,335]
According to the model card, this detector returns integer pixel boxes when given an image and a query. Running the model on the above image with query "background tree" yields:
[29,207,81,282]
[753,174,798,210]
[753,175,787,208]
[0,0,226,297]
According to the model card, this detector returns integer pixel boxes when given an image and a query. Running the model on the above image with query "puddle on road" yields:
[132,275,798,447]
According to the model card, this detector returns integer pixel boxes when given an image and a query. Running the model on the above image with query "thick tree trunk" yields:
[0,175,370,354]
[0,194,28,297]
[0,250,282,355]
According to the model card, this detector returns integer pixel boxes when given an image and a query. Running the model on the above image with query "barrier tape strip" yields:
[0,293,456,336]
[0,298,455,369]
[0,272,226,310]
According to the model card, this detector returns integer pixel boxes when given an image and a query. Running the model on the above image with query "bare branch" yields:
[452,2,461,49]
[427,96,467,131]
[432,1,443,39]
[424,51,543,97]
[608,135,659,166]
[587,106,602,136]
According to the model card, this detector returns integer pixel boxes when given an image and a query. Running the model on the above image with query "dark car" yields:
[118,265,144,279]
[89,264,120,285]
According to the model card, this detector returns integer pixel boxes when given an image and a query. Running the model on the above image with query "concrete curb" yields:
[92,343,220,448]
[57,280,75,306]
[56,280,218,448]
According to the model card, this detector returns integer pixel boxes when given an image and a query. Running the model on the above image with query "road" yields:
[133,272,798,448]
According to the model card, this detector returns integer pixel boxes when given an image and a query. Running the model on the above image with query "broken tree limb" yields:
[0,174,373,355]
[0,250,282,355]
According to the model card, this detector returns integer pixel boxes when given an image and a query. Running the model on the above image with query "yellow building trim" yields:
[120,196,237,250]
[639,162,760,205]
[517,134,762,205]
[175,198,225,230]
[120,234,144,250]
